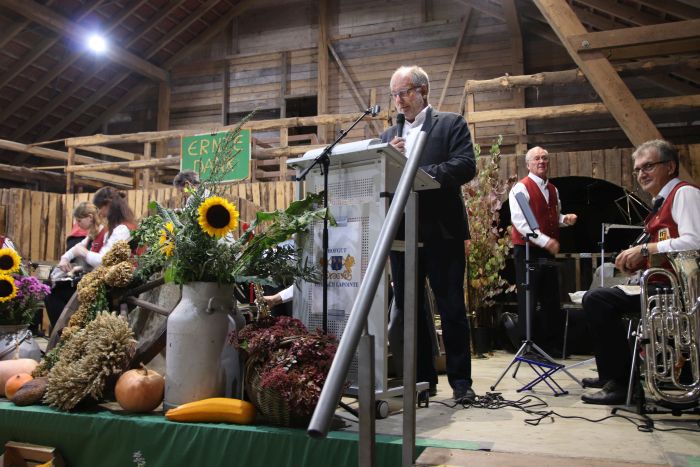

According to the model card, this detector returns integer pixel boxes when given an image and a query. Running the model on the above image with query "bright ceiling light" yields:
[87,34,107,53]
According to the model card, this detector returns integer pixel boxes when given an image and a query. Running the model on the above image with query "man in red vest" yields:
[509,146,577,356]
[581,139,700,405]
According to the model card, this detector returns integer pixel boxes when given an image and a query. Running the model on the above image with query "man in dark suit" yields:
[380,65,477,402]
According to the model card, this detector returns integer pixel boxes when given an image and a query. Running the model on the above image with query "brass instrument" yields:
[639,249,700,405]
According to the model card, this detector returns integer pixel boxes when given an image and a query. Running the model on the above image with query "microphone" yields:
[369,104,381,117]
[396,113,405,138]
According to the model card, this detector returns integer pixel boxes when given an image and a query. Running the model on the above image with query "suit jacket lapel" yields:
[421,107,438,138]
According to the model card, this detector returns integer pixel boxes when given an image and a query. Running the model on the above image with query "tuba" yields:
[639,249,700,405]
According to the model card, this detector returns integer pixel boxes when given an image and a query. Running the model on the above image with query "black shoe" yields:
[581,380,627,405]
[582,377,607,389]
[453,382,476,403]
[429,384,437,397]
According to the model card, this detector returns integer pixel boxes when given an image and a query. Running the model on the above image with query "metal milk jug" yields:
[164,282,237,410]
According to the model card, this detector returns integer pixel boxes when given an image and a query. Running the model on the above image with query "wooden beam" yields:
[0,139,102,164]
[66,147,74,194]
[11,0,174,141]
[437,9,472,111]
[592,38,700,61]
[3,0,168,81]
[467,94,700,123]
[80,145,138,161]
[64,156,180,173]
[464,57,700,92]
[79,0,258,138]
[533,0,662,147]
[634,0,700,20]
[454,0,503,21]
[0,163,65,186]
[68,112,388,147]
[318,0,329,143]
[572,0,660,26]
[570,19,700,52]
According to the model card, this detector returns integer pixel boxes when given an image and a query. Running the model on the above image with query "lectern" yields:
[287,139,438,396]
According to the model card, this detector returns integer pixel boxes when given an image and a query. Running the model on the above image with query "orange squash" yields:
[4,373,33,399]
[115,364,164,412]
[0,359,38,397]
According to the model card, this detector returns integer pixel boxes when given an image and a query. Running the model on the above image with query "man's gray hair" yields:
[632,139,679,177]
[173,170,200,189]
[393,65,430,97]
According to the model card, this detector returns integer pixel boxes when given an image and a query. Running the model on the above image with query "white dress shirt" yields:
[401,105,430,157]
[654,178,700,253]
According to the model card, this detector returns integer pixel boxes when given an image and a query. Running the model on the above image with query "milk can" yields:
[164,282,240,410]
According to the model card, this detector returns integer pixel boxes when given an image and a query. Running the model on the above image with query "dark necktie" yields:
[651,196,665,214]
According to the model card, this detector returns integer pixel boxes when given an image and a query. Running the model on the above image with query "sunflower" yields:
[0,248,21,274]
[198,196,239,237]
[0,274,17,303]
[158,222,176,256]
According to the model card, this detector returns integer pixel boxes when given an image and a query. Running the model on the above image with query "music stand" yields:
[491,192,575,395]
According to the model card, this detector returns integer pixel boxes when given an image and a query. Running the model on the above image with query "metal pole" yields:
[402,192,418,467]
[358,329,376,467]
[308,131,429,438]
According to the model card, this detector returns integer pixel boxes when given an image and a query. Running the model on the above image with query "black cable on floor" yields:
[426,392,700,433]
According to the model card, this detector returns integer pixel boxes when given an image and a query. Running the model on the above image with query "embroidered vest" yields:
[511,176,560,246]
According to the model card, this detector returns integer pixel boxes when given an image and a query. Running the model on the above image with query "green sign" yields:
[180,129,251,182]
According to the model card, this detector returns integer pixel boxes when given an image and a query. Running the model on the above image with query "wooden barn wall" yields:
[161,0,517,146]
[0,182,296,263]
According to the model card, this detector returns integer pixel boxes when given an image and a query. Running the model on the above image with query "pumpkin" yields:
[4,373,33,400]
[0,359,38,397]
[115,364,164,412]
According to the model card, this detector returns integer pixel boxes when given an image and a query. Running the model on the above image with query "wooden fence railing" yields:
[0,181,296,262]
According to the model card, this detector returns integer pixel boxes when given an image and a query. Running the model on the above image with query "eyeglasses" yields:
[632,160,669,177]
[390,87,419,99]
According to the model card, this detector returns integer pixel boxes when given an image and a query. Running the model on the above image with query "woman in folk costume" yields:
[58,187,136,272]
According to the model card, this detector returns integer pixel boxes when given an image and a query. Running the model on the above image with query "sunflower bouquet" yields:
[0,248,51,326]
[131,118,329,287]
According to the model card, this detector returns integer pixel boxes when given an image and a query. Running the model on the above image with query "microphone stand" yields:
[297,105,380,332]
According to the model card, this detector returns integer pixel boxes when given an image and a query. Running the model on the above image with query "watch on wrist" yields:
[640,243,649,257]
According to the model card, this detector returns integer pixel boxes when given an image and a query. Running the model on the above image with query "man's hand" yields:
[389,136,405,155]
[614,245,646,274]
[563,214,577,226]
[544,238,560,255]
[264,293,282,308]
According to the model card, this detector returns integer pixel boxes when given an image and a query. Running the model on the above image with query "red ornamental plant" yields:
[235,316,338,419]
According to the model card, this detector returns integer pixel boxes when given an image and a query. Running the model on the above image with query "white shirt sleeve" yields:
[61,236,90,263]
[85,224,132,267]
[278,285,294,303]
[657,185,700,253]
[509,182,550,249]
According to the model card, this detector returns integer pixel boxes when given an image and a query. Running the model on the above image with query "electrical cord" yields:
[425,392,700,433]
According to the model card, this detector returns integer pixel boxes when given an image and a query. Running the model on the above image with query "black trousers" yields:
[390,239,472,389]
[513,245,563,348]
[582,287,637,384]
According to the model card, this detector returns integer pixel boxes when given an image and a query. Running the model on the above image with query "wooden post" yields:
[503,0,527,155]
[143,142,152,190]
[65,147,74,193]
[156,81,171,159]
[437,9,471,111]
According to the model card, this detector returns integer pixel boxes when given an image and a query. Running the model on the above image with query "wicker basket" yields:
[245,361,311,427]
